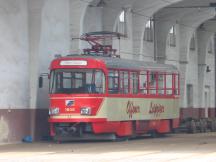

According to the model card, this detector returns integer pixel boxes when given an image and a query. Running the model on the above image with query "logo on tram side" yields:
[126,101,140,118]
[149,102,165,117]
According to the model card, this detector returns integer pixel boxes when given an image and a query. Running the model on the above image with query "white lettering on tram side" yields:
[126,101,140,119]
[149,102,165,117]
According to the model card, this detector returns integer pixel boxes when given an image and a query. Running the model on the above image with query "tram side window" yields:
[86,72,93,84]
[120,71,129,94]
[86,70,105,94]
[139,71,147,94]
[56,72,63,90]
[130,72,139,94]
[55,71,85,93]
[59,72,73,89]
[62,72,71,88]
[166,74,172,95]
[175,74,179,95]
[149,72,157,94]
[108,70,119,94]
[158,73,165,95]
[94,70,106,93]
[55,72,84,93]
[74,73,83,88]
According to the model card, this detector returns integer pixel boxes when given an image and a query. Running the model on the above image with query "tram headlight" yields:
[49,107,60,115]
[80,107,92,115]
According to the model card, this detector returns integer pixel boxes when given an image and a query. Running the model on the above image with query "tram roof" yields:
[64,55,178,73]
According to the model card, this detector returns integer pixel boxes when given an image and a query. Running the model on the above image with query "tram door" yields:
[204,86,210,118]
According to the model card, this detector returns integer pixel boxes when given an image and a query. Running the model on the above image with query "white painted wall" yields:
[0,0,29,108]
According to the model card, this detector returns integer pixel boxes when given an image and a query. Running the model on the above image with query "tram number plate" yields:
[65,108,75,112]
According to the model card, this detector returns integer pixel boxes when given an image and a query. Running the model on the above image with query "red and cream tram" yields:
[47,55,180,141]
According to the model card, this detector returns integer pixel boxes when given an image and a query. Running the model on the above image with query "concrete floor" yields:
[0,133,216,162]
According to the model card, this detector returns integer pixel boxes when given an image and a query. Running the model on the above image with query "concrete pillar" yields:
[131,14,146,60]
[179,62,188,108]
[197,29,213,108]
[28,0,45,140]
[178,26,193,108]
[70,0,88,54]
[215,34,216,109]
[155,20,173,64]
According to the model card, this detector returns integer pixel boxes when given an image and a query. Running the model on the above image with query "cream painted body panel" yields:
[97,97,180,121]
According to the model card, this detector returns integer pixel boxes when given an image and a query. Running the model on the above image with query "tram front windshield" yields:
[50,69,105,94]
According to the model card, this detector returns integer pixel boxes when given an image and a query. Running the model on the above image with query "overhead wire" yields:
[131,1,216,33]
[75,0,216,60]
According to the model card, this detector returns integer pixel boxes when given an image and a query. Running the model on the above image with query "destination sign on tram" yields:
[60,60,87,66]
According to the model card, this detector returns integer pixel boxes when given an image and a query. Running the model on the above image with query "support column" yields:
[214,34,216,111]
[154,20,173,64]
[70,1,88,54]
[28,0,45,140]
[178,26,193,109]
[197,29,212,108]
[132,14,146,60]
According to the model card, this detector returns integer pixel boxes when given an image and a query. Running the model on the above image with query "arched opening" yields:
[167,26,176,47]
[144,18,154,42]
[115,10,127,36]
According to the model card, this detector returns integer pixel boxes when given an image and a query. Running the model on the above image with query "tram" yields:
[41,32,180,141]
[47,55,180,140]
